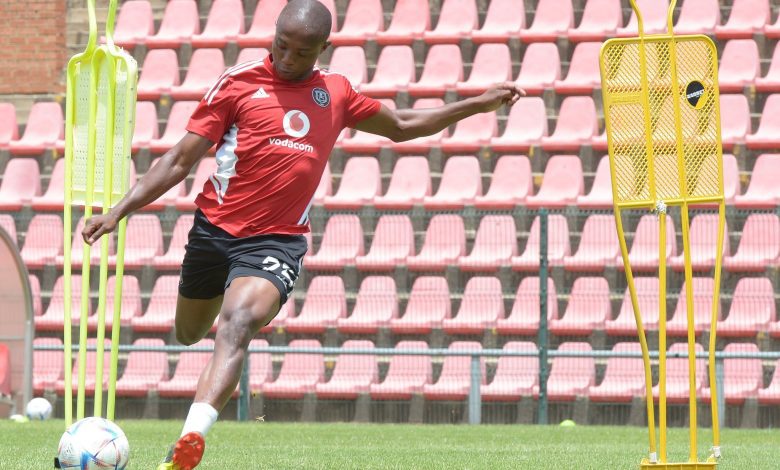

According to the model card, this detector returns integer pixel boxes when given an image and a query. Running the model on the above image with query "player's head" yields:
[272,0,332,82]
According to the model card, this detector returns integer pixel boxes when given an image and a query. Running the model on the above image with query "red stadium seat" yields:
[652,343,706,403]
[375,0,430,45]
[341,100,395,153]
[237,0,288,48]
[766,13,780,38]
[115,338,168,397]
[772,321,780,339]
[9,102,63,156]
[285,276,346,333]
[668,215,730,272]
[356,215,414,271]
[546,342,595,401]
[0,103,18,149]
[549,277,610,336]
[666,278,719,337]
[746,97,780,150]
[304,215,364,270]
[702,343,762,405]
[471,0,525,44]
[514,43,560,95]
[391,99,449,152]
[369,341,432,400]
[481,341,539,401]
[422,341,485,400]
[315,340,378,399]
[337,277,398,334]
[455,44,512,96]
[441,111,497,152]
[149,101,199,154]
[0,343,8,397]
[422,156,482,210]
[511,214,570,271]
[21,214,62,269]
[458,215,517,271]
[56,340,112,396]
[236,48,270,64]
[406,215,466,271]
[567,0,622,42]
[407,46,463,97]
[525,155,584,208]
[718,40,760,93]
[389,277,451,334]
[131,275,179,333]
[521,0,573,42]
[262,339,324,399]
[112,0,154,50]
[617,0,669,36]
[724,214,780,272]
[423,0,478,44]
[326,46,367,88]
[0,215,16,247]
[87,275,142,330]
[715,0,770,39]
[136,49,180,101]
[541,96,598,151]
[33,337,63,394]
[496,277,557,336]
[170,49,226,100]
[474,155,533,209]
[619,214,676,273]
[758,359,780,405]
[158,339,214,398]
[153,215,193,271]
[564,214,620,272]
[734,154,780,208]
[329,0,384,46]
[605,277,661,336]
[359,47,415,98]
[755,43,780,92]
[0,158,40,210]
[553,43,602,95]
[576,156,612,209]
[175,158,218,210]
[191,0,245,48]
[312,161,332,205]
[112,214,163,269]
[247,339,273,393]
[489,97,547,153]
[588,343,645,403]
[674,0,720,35]
[131,101,159,153]
[374,156,431,209]
[146,0,200,49]
[720,94,750,151]
[323,157,380,210]
[718,277,775,337]
[442,277,504,335]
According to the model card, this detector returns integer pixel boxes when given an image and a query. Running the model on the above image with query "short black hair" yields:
[277,0,332,43]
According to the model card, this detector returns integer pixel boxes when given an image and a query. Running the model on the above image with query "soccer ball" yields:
[25,397,52,420]
[57,417,130,469]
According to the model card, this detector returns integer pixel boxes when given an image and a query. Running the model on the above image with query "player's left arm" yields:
[353,83,525,142]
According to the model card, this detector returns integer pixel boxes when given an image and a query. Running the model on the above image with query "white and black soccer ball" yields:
[57,417,130,469]
[25,397,52,420]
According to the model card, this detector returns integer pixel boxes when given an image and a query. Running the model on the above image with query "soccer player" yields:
[82,1,525,468]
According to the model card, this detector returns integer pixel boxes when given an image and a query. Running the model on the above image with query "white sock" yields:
[180,402,219,438]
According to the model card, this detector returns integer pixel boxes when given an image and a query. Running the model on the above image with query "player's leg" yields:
[174,295,223,346]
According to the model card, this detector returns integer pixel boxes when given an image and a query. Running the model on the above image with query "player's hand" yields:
[82,213,119,245]
[475,83,526,112]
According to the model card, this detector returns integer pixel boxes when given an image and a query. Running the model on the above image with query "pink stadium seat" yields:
[718,40,760,93]
[374,156,431,209]
[619,214,676,273]
[0,215,16,247]
[471,0,525,44]
[514,43,561,95]
[455,44,512,96]
[191,0,245,48]
[389,277,451,334]
[87,275,142,330]
[146,0,200,49]
[323,157,380,210]
[153,214,193,271]
[175,158,218,210]
[9,102,63,156]
[33,337,63,394]
[285,276,346,333]
[57,339,112,395]
[149,101,198,154]
[0,344,8,397]
[715,0,770,39]
[605,277,661,336]
[237,0,288,48]
[406,215,466,271]
[28,274,41,317]
[313,161,332,205]
[423,0,478,44]
[337,277,398,334]
[549,277,610,336]
[304,215,364,270]
[57,217,116,268]
[442,277,504,335]
[131,101,158,152]
[720,94,750,151]
[315,340,378,399]
[262,339,324,399]
[21,214,62,269]
[170,49,225,100]
[236,48,269,64]
[746,98,780,150]
[653,343,706,403]
[423,341,485,400]
[541,96,598,151]
[546,342,595,401]
[724,214,780,272]
[376,0,430,45]
[475,155,533,209]
[758,359,780,405]
[112,0,154,50]
[702,343,762,405]
[718,277,775,337]
[326,47,367,88]
[553,43,602,95]
[567,0,622,42]
[674,0,720,35]
[407,46,463,97]
[136,49,180,101]
[422,156,481,210]
[666,278,719,336]
[0,158,40,210]
[525,155,584,208]
[756,44,780,92]
[356,215,415,271]
[115,338,168,397]
[392,98,449,153]
[766,14,780,38]
[589,343,645,403]
[112,214,163,268]
[131,275,179,333]
[458,215,518,271]
[668,215,730,272]
[359,47,415,97]
[481,341,539,401]
[247,339,273,393]
[341,100,395,153]
[370,341,432,400]
[617,0,669,36]
[496,277,557,336]
[564,215,620,272]
[329,0,384,46]
[489,97,547,153]
[772,321,780,339]
[734,154,780,208]
[0,103,18,149]
[521,0,573,42]
[576,157,612,209]
[158,339,214,398]
[511,214,571,271]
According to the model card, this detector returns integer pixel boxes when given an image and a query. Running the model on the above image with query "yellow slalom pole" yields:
[658,208,668,463]
[708,200,726,458]
[679,203,699,462]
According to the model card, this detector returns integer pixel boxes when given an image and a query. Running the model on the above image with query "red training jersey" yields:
[185,56,381,237]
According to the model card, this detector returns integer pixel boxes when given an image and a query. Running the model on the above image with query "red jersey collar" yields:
[264,54,321,85]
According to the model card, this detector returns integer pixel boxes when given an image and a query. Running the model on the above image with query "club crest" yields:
[312,87,330,107]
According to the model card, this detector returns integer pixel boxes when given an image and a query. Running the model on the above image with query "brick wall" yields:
[0,0,66,94]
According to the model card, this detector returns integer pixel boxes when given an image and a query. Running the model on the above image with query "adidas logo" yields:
[252,87,270,99]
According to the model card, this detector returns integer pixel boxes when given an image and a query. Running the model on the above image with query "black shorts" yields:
[178,210,308,305]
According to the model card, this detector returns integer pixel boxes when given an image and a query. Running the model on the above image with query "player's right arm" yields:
[81,133,214,245]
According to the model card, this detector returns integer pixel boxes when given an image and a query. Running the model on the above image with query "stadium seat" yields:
[112,214,163,269]
[422,156,481,210]
[511,214,570,271]
[337,277,397,334]
[521,0,573,42]
[756,43,780,92]
[9,102,63,156]
[605,277,661,336]
[674,0,720,35]
[407,45,463,97]
[717,277,775,337]
[375,0,430,45]
[0,158,39,210]
[617,0,669,36]
[423,341,485,400]
[146,0,200,49]
[329,0,384,46]
[115,338,168,397]
[389,277,451,334]
[455,44,512,96]
[0,215,16,247]
[149,101,199,154]
[304,215,363,270]
[668,215,730,271]
[514,43,561,95]
[136,49,180,101]
[724,214,780,272]
[313,161,332,205]
[33,337,63,394]
[720,94,750,151]
[323,157,380,210]
[0,343,8,397]
[27,274,41,317]
[746,97,780,150]
[549,277,610,336]
[285,276,346,333]
[237,0,289,48]
[588,343,645,403]
[471,0,525,44]
[423,0,478,44]
[191,0,245,48]
[474,155,533,209]
[700,343,762,404]
[21,214,62,269]
[247,339,273,393]
[326,46,367,88]
[0,102,18,149]
[525,155,584,208]
[496,277,557,336]
[87,275,142,330]
[718,40,760,93]
[734,154,780,208]
[170,49,225,100]
[236,48,270,64]
[406,215,466,271]
[758,359,780,405]
[112,0,154,50]
[131,101,159,152]
[620,214,676,273]
[315,340,378,399]
[442,277,504,335]
[772,321,780,339]
[131,275,179,333]
[715,0,770,39]
[576,157,612,209]
[653,343,706,403]
[158,339,215,398]
[341,100,396,153]
[481,341,539,401]
[359,47,415,97]
[563,214,620,272]
[457,215,517,271]
[666,278,719,336]
[540,96,599,151]
[374,156,431,209]
[56,339,113,395]
[721,153,740,206]
[153,214,193,270]
[356,215,414,271]
[552,43,602,95]
[567,0,622,42]
[440,112,497,153]
[262,339,324,399]
[546,342,595,401]
[489,97,547,153]
[175,158,218,210]
[369,341,432,400]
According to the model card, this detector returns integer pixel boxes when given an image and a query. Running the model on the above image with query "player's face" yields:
[272,29,327,82]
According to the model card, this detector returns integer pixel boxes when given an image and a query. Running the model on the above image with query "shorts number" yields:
[261,256,297,290]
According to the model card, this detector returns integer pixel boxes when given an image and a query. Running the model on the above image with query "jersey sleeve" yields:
[186,76,238,144]
[342,79,382,129]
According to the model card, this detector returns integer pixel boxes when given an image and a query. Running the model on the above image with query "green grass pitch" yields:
[2,420,777,469]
